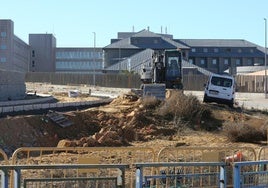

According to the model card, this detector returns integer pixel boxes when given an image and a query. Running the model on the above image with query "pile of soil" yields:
[0,91,267,157]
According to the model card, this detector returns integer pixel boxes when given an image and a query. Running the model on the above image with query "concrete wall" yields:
[0,70,26,101]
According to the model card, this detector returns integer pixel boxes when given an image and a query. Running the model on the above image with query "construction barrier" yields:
[0,164,129,188]
[135,162,227,188]
[157,146,257,187]
[0,149,8,188]
[257,146,268,161]
[11,147,156,188]
[0,149,8,164]
[233,160,268,187]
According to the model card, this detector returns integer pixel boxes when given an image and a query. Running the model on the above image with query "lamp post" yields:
[93,32,96,87]
[265,18,267,98]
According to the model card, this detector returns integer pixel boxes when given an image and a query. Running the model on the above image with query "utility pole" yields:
[93,32,96,87]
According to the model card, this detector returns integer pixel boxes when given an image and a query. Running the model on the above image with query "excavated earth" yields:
[0,90,268,157]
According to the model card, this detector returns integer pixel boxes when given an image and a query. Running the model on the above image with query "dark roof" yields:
[176,39,257,48]
[104,30,189,50]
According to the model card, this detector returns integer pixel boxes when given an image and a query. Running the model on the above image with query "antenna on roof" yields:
[147,26,150,31]
[132,26,135,32]
[161,26,162,34]
[165,27,167,34]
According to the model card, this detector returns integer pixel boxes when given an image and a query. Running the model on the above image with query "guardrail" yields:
[135,162,227,188]
[0,164,129,188]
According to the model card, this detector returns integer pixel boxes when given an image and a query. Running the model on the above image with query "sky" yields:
[1,0,268,48]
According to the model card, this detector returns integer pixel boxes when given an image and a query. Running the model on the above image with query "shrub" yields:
[157,92,211,122]
[223,123,266,143]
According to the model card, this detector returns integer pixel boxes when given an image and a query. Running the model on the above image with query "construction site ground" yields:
[0,82,268,157]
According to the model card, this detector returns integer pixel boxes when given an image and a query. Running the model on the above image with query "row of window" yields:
[56,51,102,59]
[189,58,259,66]
[56,61,102,70]
[191,48,255,54]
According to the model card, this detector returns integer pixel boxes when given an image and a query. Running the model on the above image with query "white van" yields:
[203,74,235,107]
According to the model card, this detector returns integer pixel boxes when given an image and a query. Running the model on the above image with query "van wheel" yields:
[203,94,208,103]
[228,99,234,108]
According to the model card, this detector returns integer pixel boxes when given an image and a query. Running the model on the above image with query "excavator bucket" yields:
[165,89,184,99]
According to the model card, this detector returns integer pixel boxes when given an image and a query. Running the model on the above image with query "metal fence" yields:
[233,160,268,188]
[11,147,156,188]
[157,146,257,187]
[135,162,227,188]
[2,146,268,187]
[0,164,129,188]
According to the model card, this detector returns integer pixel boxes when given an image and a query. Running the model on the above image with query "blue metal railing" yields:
[134,162,227,188]
[233,160,268,188]
[0,164,129,188]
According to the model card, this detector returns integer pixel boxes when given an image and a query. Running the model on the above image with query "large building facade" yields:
[176,39,265,74]
[104,31,267,75]
[55,48,103,72]
[29,34,56,72]
[0,20,29,72]
[0,20,29,100]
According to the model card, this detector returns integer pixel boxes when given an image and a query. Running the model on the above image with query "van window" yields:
[211,76,232,88]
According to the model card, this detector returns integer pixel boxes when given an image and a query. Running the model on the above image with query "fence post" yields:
[220,164,226,188]
[135,167,143,188]
[0,169,8,188]
[233,163,241,188]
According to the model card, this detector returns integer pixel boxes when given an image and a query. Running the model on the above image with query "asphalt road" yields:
[184,90,268,110]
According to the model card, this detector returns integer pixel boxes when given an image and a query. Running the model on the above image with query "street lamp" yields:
[93,32,96,87]
[264,18,267,98]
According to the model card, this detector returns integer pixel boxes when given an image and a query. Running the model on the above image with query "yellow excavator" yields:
[140,49,183,99]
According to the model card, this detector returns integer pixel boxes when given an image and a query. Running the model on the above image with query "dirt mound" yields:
[0,91,268,156]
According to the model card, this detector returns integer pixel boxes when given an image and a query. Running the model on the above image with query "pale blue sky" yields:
[1,0,268,47]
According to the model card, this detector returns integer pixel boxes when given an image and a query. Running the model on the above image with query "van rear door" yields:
[208,75,234,100]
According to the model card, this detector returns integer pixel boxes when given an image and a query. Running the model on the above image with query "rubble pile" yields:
[57,92,177,148]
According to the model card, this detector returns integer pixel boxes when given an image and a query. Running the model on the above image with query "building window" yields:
[200,58,206,66]
[32,50,35,57]
[153,39,158,44]
[250,49,254,53]
[238,48,242,53]
[0,32,6,37]
[189,59,193,64]
[32,60,35,67]
[0,44,7,50]
[236,58,241,66]
[212,59,217,65]
[203,48,208,53]
[214,48,219,53]
[225,48,231,52]
[191,48,196,52]
[0,57,6,63]
[224,59,229,65]
[247,58,253,65]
